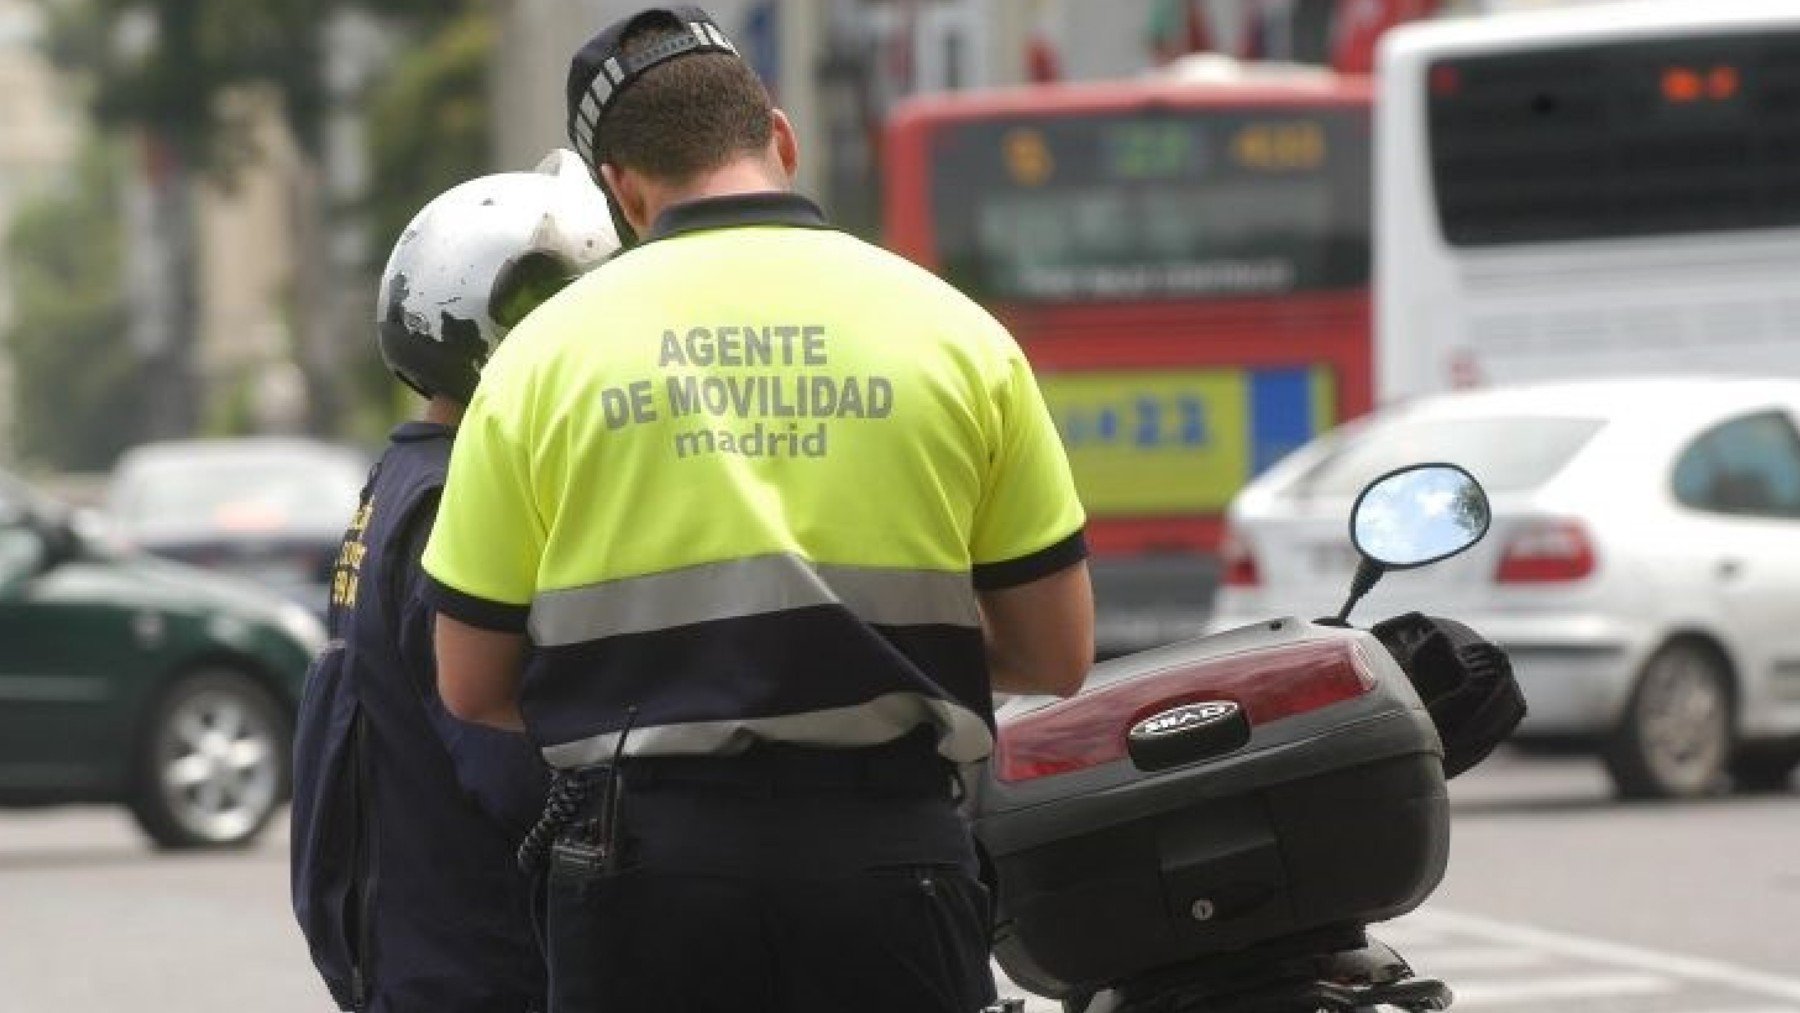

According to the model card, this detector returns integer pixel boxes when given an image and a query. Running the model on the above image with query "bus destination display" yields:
[929,110,1370,302]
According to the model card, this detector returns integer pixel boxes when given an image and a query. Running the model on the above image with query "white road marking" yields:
[1411,910,1800,1004]
[1450,972,1676,1006]
[1373,924,1460,949]
[1406,946,1556,973]
[992,910,1800,1012]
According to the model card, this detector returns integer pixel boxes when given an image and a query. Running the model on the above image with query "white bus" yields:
[1376,1,1800,404]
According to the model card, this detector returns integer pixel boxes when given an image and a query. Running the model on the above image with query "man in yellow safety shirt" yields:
[420,7,1094,1011]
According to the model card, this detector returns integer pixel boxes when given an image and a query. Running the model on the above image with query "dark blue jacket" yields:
[291,422,549,1012]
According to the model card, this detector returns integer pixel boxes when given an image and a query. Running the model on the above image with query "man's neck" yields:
[422,396,464,427]
[641,157,788,231]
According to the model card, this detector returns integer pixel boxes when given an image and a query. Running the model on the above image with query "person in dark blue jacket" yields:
[290,149,620,1012]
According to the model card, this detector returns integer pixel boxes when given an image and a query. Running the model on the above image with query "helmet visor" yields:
[491,251,581,331]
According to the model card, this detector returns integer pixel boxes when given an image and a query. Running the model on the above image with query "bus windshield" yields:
[1428,28,1800,247]
[927,109,1370,303]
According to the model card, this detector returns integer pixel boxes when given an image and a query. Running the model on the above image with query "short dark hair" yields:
[594,19,774,184]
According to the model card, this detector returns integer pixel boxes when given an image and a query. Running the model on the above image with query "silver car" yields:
[105,438,369,616]
[1210,377,1800,798]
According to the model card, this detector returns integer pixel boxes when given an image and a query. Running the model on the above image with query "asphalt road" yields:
[1380,754,1799,1013]
[1,750,1795,1013]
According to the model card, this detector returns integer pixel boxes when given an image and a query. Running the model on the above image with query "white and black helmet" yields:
[376,149,621,402]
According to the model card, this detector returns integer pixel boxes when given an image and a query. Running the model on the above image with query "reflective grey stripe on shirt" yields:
[528,553,981,647]
[537,691,995,768]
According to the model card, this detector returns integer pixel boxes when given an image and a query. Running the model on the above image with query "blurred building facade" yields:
[121,12,389,446]
[0,0,82,462]
[489,0,1455,235]
[191,89,310,434]
[0,0,1637,467]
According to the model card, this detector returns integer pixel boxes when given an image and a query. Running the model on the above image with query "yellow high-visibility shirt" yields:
[423,193,1085,767]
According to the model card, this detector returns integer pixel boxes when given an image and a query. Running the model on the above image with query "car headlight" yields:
[274,601,329,655]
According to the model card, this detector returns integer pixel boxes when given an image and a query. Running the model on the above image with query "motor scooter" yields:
[972,463,1508,1013]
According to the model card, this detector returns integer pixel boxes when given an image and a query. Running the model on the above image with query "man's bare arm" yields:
[979,560,1094,698]
[435,613,529,731]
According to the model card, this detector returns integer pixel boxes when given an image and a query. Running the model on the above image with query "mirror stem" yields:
[1336,557,1386,624]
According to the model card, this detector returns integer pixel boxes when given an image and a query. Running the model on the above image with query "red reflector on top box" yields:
[996,638,1378,782]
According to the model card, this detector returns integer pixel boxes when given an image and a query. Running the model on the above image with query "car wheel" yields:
[128,669,290,849]
[1604,641,1732,799]
[1727,743,1800,793]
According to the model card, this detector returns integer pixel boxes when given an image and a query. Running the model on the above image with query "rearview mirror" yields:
[1332,463,1490,624]
[1351,463,1491,569]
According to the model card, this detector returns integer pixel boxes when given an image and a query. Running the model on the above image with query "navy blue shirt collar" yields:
[645,191,829,242]
[390,421,455,443]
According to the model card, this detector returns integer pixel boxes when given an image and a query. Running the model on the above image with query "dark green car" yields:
[0,469,324,848]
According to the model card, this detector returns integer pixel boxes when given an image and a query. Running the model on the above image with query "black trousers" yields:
[542,757,997,1013]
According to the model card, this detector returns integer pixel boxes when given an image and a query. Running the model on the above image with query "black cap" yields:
[565,6,740,175]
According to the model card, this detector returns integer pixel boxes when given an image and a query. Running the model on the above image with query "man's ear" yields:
[601,163,652,236]
[770,109,800,181]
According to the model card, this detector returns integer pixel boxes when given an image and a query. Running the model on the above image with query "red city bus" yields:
[883,65,1373,654]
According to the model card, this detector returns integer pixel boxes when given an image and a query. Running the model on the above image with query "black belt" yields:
[621,729,958,799]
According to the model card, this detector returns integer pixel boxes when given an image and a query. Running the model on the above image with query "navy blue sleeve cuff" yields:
[972,527,1089,591]
[423,575,531,635]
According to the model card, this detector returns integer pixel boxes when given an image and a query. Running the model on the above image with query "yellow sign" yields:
[1003,128,1056,187]
[1040,371,1251,515]
[1041,367,1337,516]
[1231,120,1326,172]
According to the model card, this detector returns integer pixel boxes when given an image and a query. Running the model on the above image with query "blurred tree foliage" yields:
[364,9,493,267]
[11,0,493,469]
[348,7,494,434]
[3,145,145,471]
[43,0,313,167]
[45,0,464,169]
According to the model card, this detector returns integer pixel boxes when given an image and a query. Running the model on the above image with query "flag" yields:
[1027,29,1061,83]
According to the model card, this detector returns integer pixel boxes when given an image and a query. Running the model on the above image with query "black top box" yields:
[967,618,1450,999]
